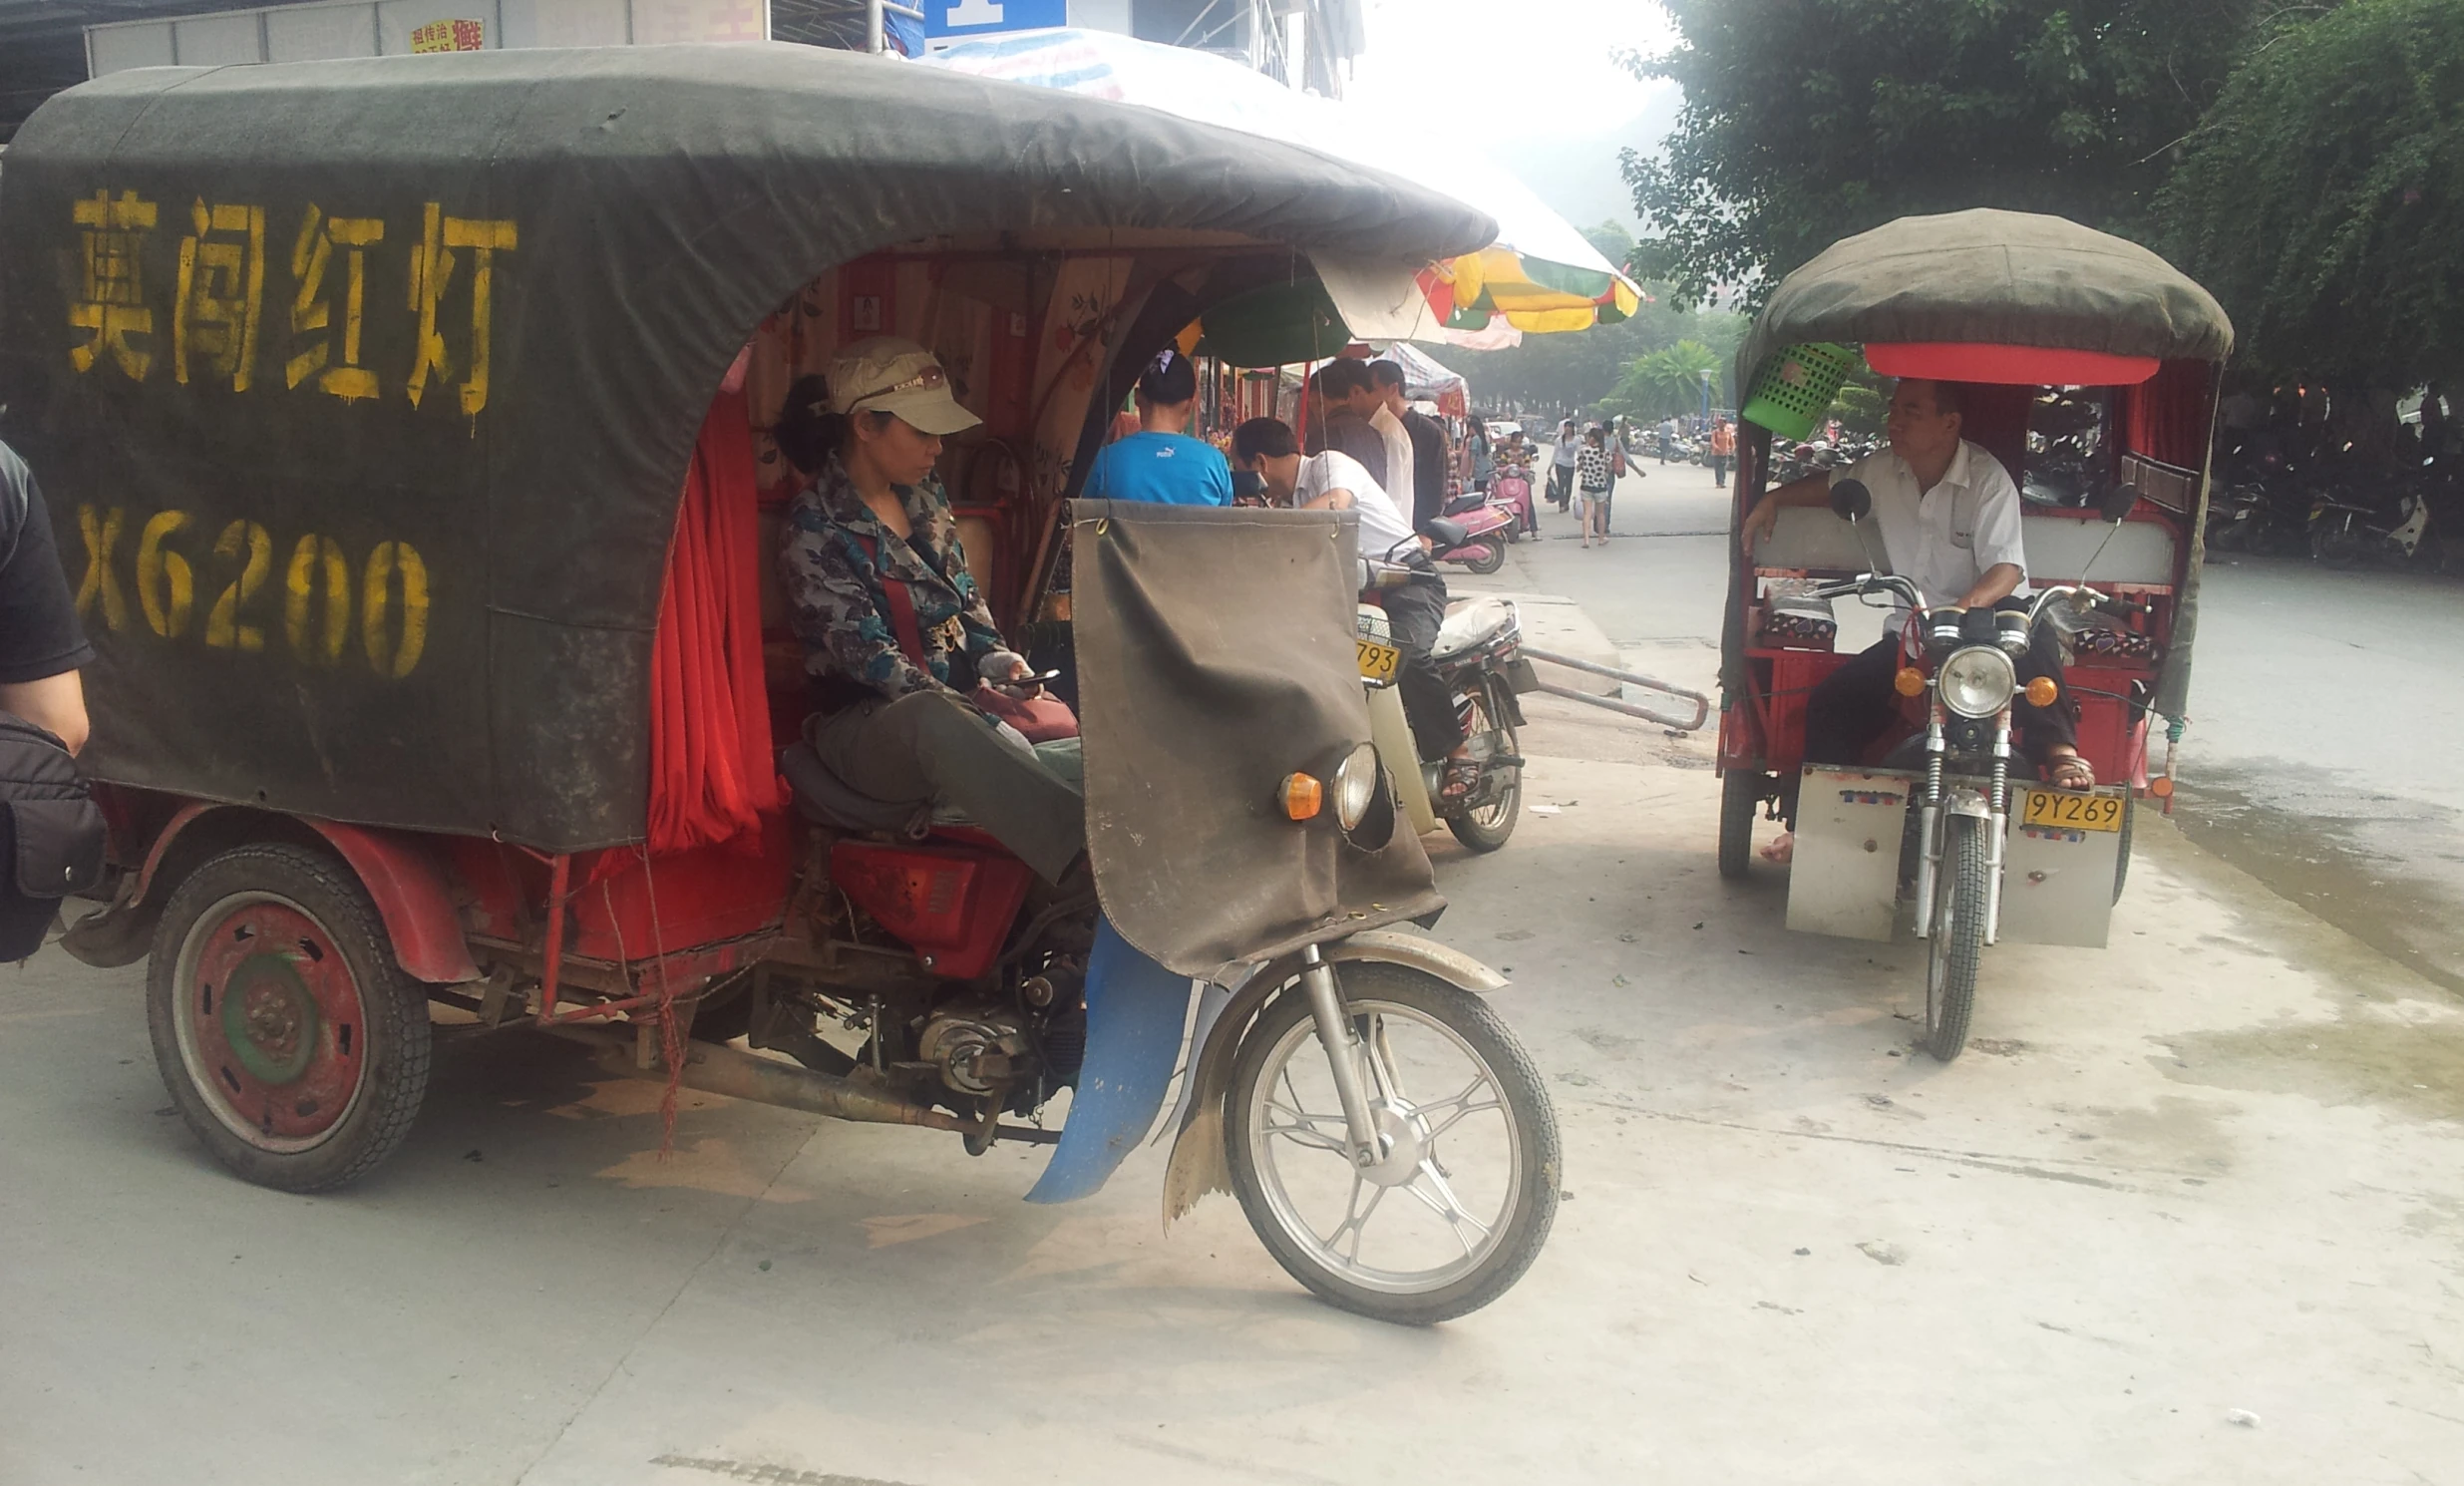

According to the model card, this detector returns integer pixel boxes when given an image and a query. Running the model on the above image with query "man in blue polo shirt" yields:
[1081,350,1233,507]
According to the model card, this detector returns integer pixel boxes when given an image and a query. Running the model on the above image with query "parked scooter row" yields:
[2204,434,2451,570]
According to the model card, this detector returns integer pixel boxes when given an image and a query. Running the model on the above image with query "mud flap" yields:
[1026,916,1191,1205]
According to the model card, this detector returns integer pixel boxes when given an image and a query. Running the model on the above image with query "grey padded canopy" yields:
[0,45,1494,851]
[1735,208,2235,397]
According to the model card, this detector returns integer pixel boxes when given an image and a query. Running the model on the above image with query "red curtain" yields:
[2121,359,2213,469]
[645,388,780,857]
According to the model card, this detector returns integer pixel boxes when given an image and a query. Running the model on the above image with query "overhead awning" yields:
[921,28,1641,339]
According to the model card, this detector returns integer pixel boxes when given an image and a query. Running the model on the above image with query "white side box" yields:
[1786,767,1915,942]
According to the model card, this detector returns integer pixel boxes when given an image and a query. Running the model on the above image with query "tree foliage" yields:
[1623,0,2261,307]
[2159,0,2464,384]
[1601,340,1724,421]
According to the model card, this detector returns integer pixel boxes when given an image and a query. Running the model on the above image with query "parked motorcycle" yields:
[2309,477,2442,570]
[1355,550,1535,853]
[1428,496,1517,574]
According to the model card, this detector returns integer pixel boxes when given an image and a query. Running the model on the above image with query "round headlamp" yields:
[1937,645,2017,718]
[1332,742,1380,831]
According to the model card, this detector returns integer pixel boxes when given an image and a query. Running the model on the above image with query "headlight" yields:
[1937,645,2016,718]
[1332,742,1379,830]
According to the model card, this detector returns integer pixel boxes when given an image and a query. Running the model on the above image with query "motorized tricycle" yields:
[2,45,1557,1322]
[1715,209,2235,1058]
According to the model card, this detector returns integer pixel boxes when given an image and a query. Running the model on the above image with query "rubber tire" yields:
[147,843,433,1193]
[2205,515,2249,553]
[2311,524,2363,569]
[1225,962,1560,1324]
[1717,768,1762,879]
[2113,795,2135,905]
[1924,815,1988,1062]
[1445,678,1521,854]
[1460,543,1507,576]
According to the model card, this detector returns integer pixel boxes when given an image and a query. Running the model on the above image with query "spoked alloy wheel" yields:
[1924,815,1988,1061]
[148,844,433,1191]
[1227,962,1559,1324]
[1445,678,1522,853]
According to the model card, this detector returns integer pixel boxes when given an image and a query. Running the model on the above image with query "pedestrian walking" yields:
[1549,418,1579,511]
[1710,417,1735,489]
[1658,415,1677,466]
[1576,426,1615,548]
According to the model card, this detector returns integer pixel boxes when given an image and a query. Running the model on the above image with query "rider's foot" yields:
[2046,748,2094,790]
[1760,831,1795,865]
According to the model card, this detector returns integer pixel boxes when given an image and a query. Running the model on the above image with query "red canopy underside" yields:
[1866,342,2160,387]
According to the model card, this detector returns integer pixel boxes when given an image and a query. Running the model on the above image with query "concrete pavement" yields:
[3,458,2460,1486]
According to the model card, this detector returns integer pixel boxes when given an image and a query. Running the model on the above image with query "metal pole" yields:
[867,0,883,53]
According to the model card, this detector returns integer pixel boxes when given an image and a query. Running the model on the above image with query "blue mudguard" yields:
[1025,916,1191,1205]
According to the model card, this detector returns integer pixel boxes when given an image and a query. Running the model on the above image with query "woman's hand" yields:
[981,649,1042,696]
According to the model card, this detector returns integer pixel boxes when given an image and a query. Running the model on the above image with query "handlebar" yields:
[1809,574,2146,627]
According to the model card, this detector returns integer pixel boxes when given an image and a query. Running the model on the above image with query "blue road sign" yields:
[925,0,1070,37]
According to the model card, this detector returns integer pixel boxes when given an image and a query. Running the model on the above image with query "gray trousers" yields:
[807,691,1085,884]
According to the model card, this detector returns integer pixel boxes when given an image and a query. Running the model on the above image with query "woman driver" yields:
[775,337,1083,884]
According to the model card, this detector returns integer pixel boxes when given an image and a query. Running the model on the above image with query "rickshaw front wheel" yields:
[147,843,434,1192]
[1924,816,1988,1061]
[1225,961,1560,1324]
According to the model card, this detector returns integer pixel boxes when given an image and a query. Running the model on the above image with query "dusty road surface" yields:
[4,461,2460,1486]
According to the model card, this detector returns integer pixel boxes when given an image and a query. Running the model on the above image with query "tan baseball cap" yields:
[827,336,981,437]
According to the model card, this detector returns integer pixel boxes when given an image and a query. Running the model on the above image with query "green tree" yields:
[1622,0,2261,307]
[2159,0,2464,385]
[1602,339,1725,421]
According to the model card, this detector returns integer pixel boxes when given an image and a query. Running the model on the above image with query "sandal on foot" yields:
[2046,753,2094,790]
[1439,756,1480,801]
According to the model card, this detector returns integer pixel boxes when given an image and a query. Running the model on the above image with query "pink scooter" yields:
[1430,492,1518,574]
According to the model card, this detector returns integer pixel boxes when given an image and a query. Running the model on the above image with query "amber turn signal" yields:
[2148,775,2175,799]
[2024,676,2060,707]
[1280,773,1324,821]
[1893,667,1927,697]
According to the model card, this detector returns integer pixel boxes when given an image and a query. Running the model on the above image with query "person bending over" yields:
[1741,377,2087,866]
[1230,418,1477,798]
[775,338,1083,884]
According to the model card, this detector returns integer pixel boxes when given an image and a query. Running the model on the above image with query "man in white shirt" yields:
[1742,378,2085,862]
[1232,418,1470,776]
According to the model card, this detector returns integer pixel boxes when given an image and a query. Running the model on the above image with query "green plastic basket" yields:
[1740,342,1858,441]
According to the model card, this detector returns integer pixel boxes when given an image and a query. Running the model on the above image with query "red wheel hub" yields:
[188,901,366,1143]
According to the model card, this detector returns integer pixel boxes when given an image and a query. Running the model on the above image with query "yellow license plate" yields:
[2020,789,2125,833]
[1355,639,1401,682]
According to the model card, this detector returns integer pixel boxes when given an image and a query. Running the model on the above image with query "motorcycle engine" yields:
[915,1001,1034,1098]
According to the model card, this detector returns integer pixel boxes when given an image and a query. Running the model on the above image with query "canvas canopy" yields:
[1734,209,2235,399]
[0,44,1493,852]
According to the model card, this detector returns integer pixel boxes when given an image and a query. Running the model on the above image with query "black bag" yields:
[0,711,105,960]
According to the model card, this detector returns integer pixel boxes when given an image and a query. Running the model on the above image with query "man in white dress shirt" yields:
[1742,378,2086,864]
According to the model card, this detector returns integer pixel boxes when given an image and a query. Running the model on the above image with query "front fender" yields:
[1159,931,1508,1227]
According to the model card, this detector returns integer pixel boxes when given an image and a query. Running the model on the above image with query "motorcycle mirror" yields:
[1829,479,1873,522]
[2100,482,2141,524]
[1230,470,1267,501]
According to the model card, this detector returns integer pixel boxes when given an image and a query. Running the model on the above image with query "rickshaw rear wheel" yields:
[1717,768,1763,879]
[1924,817,1987,1061]
[1225,962,1559,1325]
[147,843,433,1192]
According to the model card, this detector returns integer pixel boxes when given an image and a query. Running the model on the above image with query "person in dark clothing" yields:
[0,442,95,755]
[1369,360,1451,533]
[1303,358,1389,490]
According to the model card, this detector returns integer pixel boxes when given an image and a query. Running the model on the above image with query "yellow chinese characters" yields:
[407,202,518,418]
[175,199,266,392]
[70,188,158,380]
[286,205,387,402]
